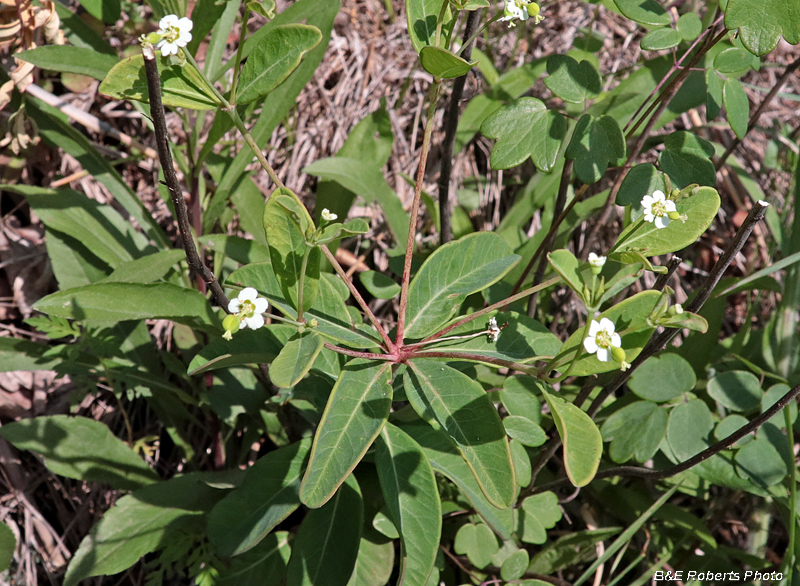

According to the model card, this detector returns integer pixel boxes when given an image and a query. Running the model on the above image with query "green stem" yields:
[229,9,251,104]
[544,318,592,382]
[460,11,503,50]
[607,217,646,256]
[434,0,451,47]
[784,406,797,583]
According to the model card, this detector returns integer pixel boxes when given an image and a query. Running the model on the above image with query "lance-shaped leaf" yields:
[404,360,515,508]
[270,331,324,388]
[376,423,441,586]
[724,0,800,56]
[300,360,393,508]
[420,46,476,78]
[236,24,322,104]
[480,97,566,172]
[0,415,158,491]
[99,54,221,110]
[541,390,602,487]
[404,232,520,339]
[263,189,320,313]
[406,0,447,53]
[287,474,363,586]
[208,440,311,557]
[565,114,626,184]
[544,54,601,103]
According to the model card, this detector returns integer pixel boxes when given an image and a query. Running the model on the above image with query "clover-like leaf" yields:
[565,114,626,184]
[724,0,800,56]
[481,97,567,172]
[543,55,601,103]
[658,130,716,188]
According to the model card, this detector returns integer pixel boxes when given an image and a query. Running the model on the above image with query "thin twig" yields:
[653,256,682,292]
[142,47,229,309]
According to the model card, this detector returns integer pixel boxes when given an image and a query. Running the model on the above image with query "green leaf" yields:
[0,415,159,491]
[517,492,562,544]
[677,12,702,40]
[547,249,583,297]
[0,522,14,572]
[640,27,682,50]
[188,326,287,375]
[454,523,499,569]
[78,0,120,23]
[707,370,762,412]
[270,331,325,388]
[735,436,788,488]
[404,232,520,339]
[510,439,532,487]
[667,398,713,461]
[713,47,755,78]
[33,282,219,326]
[99,250,186,284]
[658,130,716,188]
[504,416,546,447]
[706,68,723,119]
[601,401,667,463]
[346,532,395,586]
[541,390,602,487]
[616,186,721,256]
[216,532,291,586]
[17,46,118,80]
[376,423,441,586]
[543,55,601,103]
[406,0,447,53]
[617,164,666,207]
[500,548,530,581]
[287,474,363,586]
[614,0,670,25]
[565,114,626,184]
[724,0,800,56]
[300,360,392,508]
[207,440,311,557]
[420,46,476,78]
[263,190,320,313]
[63,473,223,586]
[629,353,696,401]
[236,24,322,104]
[723,78,750,139]
[529,529,619,574]
[303,157,409,244]
[405,360,515,508]
[480,98,567,172]
[359,271,401,300]
[502,377,544,424]
[99,54,221,110]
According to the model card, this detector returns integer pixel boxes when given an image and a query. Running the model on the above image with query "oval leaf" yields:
[565,114,626,184]
[640,28,682,51]
[658,130,716,188]
[270,331,325,388]
[613,0,670,26]
[420,46,475,78]
[722,78,750,139]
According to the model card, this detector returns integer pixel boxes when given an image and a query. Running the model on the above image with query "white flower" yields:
[156,14,193,56]
[487,317,501,343]
[583,317,621,362]
[588,252,606,269]
[228,287,268,330]
[500,0,543,27]
[321,208,337,222]
[641,190,677,229]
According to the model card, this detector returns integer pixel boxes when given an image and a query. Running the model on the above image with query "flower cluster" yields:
[583,317,630,371]
[140,14,193,55]
[222,287,268,340]
[501,0,544,27]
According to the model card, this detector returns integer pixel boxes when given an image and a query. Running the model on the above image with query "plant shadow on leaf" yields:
[413,16,438,46]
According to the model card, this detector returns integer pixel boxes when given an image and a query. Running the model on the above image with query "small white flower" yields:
[588,252,606,269]
[500,0,542,27]
[583,317,622,362]
[321,208,338,222]
[641,190,677,229]
[228,287,268,330]
[487,317,501,343]
[156,14,193,56]
[674,303,684,314]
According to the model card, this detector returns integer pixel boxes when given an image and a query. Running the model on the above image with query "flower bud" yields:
[611,346,627,364]
[668,211,682,221]
[222,314,241,340]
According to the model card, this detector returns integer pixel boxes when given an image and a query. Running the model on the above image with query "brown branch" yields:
[653,255,682,292]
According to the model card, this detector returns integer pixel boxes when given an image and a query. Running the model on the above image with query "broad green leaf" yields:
[640,27,682,50]
[33,282,219,326]
[216,532,291,586]
[0,415,159,491]
[77,0,120,22]
[510,439,532,487]
[300,360,392,508]
[713,47,754,78]
[706,68,723,119]
[715,415,753,447]
[454,523,499,569]
[503,416,546,447]
[399,421,515,539]
[601,401,667,463]
[547,249,582,296]
[763,383,798,428]
[667,398,713,461]
[707,370,762,412]
[404,232,520,339]
[613,0,670,26]
[480,97,567,172]
[555,291,662,376]
[735,436,788,488]
[658,130,716,188]
[263,190,320,313]
[406,0,447,53]
[500,548,529,581]
[502,377,544,424]
[724,0,800,56]
[616,163,665,207]
[420,46,476,78]
[63,474,223,586]
[405,360,515,508]
[287,474,363,586]
[236,24,322,104]
[615,186,721,256]
[677,12,702,40]
[208,440,311,557]
[346,532,395,586]
[541,390,602,487]
[0,522,13,572]
[420,311,560,363]
[188,325,287,375]
[629,353,696,401]
[99,250,186,284]
[99,54,220,110]
[0,337,63,372]
[359,271,401,299]
[376,423,441,586]
[517,492,562,544]
[723,78,750,139]
[270,331,324,388]
[544,54,601,103]
[565,114,626,184]
[303,157,409,244]
[17,46,118,80]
